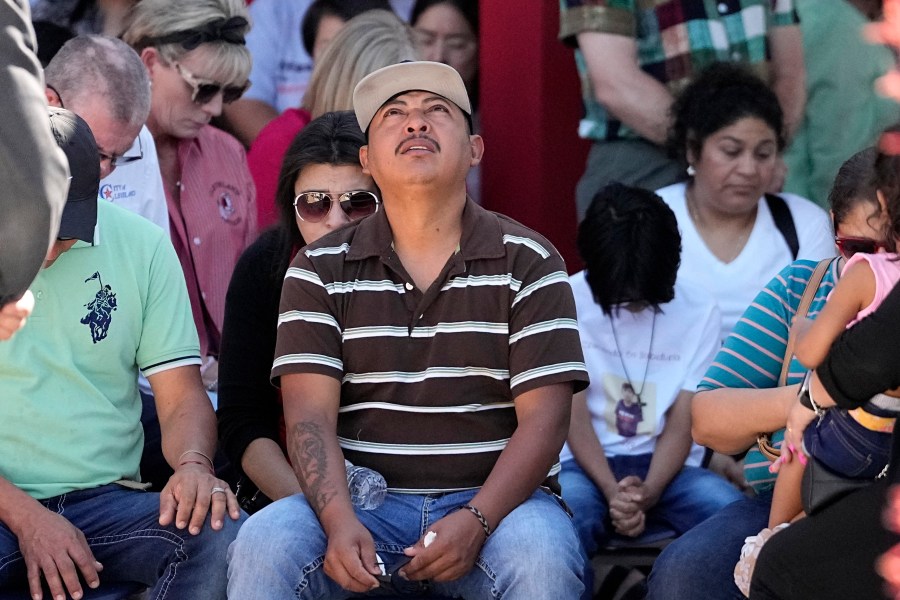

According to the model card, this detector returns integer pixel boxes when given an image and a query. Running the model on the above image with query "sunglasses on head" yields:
[173,62,249,105]
[293,190,380,223]
[831,214,889,258]
[834,235,887,259]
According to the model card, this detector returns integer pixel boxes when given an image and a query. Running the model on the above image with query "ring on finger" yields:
[211,486,227,496]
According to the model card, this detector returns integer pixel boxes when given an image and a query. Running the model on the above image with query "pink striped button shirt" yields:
[166,125,257,358]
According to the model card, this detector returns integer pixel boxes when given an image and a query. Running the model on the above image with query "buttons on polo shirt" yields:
[34,290,44,300]
[717,2,729,13]
[405,282,414,291]
[731,51,742,61]
[192,236,201,246]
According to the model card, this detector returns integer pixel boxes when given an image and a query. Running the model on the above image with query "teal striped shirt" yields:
[698,259,838,493]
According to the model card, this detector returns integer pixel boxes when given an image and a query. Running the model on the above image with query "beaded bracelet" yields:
[457,504,492,537]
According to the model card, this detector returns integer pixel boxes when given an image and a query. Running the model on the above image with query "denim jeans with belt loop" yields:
[227,488,585,599]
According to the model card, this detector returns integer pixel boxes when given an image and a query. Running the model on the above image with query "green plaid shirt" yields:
[560,0,799,141]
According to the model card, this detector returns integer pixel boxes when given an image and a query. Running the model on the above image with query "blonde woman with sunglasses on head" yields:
[217,111,380,513]
[122,0,257,396]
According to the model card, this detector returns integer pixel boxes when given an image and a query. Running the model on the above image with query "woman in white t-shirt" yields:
[560,183,745,596]
[658,63,834,345]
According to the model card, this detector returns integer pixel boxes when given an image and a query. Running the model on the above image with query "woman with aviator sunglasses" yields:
[647,145,890,600]
[122,0,256,394]
[217,111,380,512]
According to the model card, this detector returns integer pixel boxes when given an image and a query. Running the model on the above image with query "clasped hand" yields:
[608,476,657,538]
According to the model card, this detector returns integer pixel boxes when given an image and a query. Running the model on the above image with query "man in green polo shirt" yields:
[0,108,243,600]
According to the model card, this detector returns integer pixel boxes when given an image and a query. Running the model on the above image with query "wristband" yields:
[457,504,492,537]
[799,388,814,410]
[798,372,826,418]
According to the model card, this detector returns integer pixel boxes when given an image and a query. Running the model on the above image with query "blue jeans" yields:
[0,484,244,599]
[561,456,744,600]
[559,456,744,557]
[227,488,584,599]
[645,491,773,600]
[804,408,892,478]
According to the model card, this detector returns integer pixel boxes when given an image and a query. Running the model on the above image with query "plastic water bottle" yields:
[345,460,387,510]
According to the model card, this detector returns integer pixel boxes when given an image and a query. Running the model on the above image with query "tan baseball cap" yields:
[352,61,472,132]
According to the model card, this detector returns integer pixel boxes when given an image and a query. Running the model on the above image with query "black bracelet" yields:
[798,372,826,417]
[458,504,492,537]
[799,387,815,410]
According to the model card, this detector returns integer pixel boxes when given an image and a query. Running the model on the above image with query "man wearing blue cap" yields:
[0,108,243,600]
[228,61,589,599]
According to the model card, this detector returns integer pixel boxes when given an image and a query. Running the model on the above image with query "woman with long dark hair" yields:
[217,111,380,511]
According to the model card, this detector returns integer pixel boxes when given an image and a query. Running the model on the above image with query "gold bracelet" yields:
[178,449,214,467]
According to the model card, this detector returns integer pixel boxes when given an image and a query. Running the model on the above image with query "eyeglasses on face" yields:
[834,235,887,259]
[292,190,380,223]
[173,62,249,105]
[48,85,144,168]
[99,134,144,168]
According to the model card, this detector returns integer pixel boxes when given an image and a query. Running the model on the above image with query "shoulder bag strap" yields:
[758,257,834,461]
[765,193,800,261]
[777,258,833,386]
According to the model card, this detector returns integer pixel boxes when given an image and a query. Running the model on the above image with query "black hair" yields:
[410,0,478,35]
[667,62,785,165]
[873,123,900,249]
[577,183,681,316]
[271,110,367,277]
[410,0,479,110]
[829,146,880,231]
[300,0,392,56]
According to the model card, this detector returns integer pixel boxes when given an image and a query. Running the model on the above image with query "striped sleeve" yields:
[506,232,589,397]
[271,252,343,384]
[698,259,837,492]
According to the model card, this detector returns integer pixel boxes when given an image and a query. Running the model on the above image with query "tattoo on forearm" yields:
[289,421,337,514]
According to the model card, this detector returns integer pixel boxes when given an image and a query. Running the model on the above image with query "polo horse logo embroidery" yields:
[81,271,117,343]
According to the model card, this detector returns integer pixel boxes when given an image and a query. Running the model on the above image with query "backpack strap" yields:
[766,193,800,261]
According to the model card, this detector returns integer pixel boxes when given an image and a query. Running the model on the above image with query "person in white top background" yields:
[560,182,745,599]
[657,62,834,345]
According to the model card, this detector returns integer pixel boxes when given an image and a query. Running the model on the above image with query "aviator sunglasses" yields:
[173,62,249,105]
[293,190,380,223]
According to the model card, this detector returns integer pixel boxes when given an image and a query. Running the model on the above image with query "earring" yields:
[687,164,696,177]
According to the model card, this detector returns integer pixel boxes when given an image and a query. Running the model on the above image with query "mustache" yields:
[395,134,440,155]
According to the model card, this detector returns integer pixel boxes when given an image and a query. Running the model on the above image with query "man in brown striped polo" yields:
[227,61,590,600]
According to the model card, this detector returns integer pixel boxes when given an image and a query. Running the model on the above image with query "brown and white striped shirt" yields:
[272,199,589,493]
